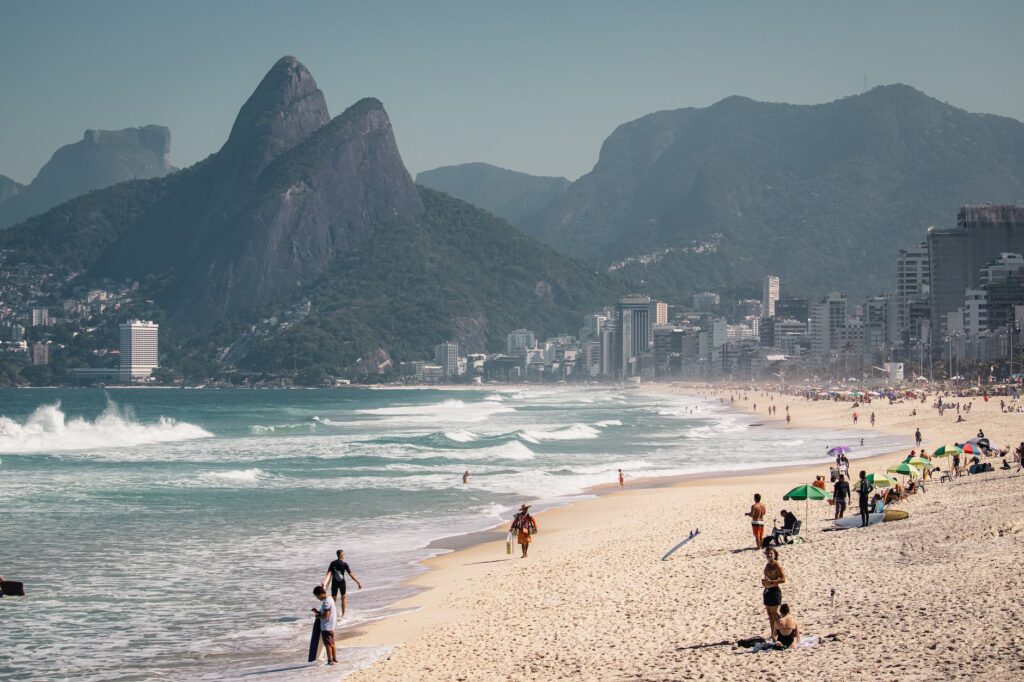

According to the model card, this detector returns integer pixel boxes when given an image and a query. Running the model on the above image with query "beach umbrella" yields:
[932,445,962,457]
[783,483,833,519]
[905,456,930,469]
[887,462,919,479]
[866,473,897,489]
[827,445,851,456]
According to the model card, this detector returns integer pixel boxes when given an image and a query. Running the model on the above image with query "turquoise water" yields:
[0,387,903,680]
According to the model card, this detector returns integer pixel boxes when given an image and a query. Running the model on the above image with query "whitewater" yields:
[0,386,903,680]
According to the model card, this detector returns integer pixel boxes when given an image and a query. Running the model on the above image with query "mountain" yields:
[520,85,1024,299]
[0,126,175,229]
[416,162,569,224]
[0,175,22,203]
[0,57,614,374]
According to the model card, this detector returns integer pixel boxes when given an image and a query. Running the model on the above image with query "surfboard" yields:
[883,509,909,522]
[833,513,883,529]
[661,529,700,560]
[307,618,322,663]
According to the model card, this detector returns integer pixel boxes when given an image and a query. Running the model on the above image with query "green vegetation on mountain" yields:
[520,85,1024,299]
[416,162,569,224]
[0,57,618,379]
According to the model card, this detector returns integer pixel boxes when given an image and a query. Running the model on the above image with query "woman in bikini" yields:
[775,603,801,649]
[761,547,786,640]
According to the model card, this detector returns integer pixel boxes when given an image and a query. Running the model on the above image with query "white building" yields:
[506,329,535,355]
[433,341,460,378]
[31,308,51,327]
[762,276,780,318]
[119,320,159,383]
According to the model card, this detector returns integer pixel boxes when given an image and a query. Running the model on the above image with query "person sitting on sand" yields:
[761,547,786,640]
[1001,458,1011,470]
[768,509,798,546]
[510,504,538,558]
[775,603,801,649]
[812,476,827,491]
[870,493,885,514]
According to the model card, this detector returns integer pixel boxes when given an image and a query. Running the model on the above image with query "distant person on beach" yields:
[311,585,338,665]
[510,504,538,558]
[463,471,469,485]
[323,550,362,617]
[833,474,851,520]
[786,413,791,425]
[618,469,625,487]
[812,475,826,491]
[856,471,874,527]
[746,494,767,549]
[761,547,786,640]
[870,412,875,427]
[775,603,801,648]
[915,428,922,447]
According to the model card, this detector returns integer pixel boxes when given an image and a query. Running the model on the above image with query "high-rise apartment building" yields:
[654,301,669,324]
[31,341,49,365]
[928,205,1024,341]
[809,292,847,357]
[762,276,780,318]
[31,308,50,327]
[617,295,652,378]
[896,242,930,344]
[119,320,159,383]
[433,341,460,377]
[506,329,535,355]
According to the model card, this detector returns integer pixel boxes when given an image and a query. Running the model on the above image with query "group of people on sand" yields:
[746,494,802,648]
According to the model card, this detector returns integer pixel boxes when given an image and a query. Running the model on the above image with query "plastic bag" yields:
[505,532,514,554]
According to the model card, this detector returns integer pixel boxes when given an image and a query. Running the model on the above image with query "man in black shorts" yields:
[323,549,362,617]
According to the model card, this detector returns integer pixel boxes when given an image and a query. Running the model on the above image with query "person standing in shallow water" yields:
[510,504,538,558]
[618,469,625,487]
[462,470,469,485]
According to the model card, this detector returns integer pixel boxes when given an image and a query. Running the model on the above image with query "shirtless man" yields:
[462,470,469,485]
[745,493,767,549]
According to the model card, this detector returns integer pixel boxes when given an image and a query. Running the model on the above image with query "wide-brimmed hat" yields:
[520,504,531,511]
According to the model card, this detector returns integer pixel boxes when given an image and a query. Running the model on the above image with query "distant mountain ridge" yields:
[0,57,614,373]
[516,84,1024,298]
[417,162,569,224]
[0,126,175,229]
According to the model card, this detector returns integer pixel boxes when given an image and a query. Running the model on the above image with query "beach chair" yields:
[772,520,803,545]
[939,471,952,484]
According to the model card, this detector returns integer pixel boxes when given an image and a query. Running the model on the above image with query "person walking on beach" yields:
[323,550,362,617]
[761,547,786,640]
[311,585,338,665]
[746,494,767,549]
[618,469,625,487]
[510,504,538,558]
[856,471,874,527]
[786,413,791,425]
[915,428,922,448]
[833,474,851,520]
[870,412,875,427]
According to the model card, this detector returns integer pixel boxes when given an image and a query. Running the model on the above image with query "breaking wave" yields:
[0,402,212,454]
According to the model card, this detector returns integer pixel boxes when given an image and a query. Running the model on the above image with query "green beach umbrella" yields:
[932,445,962,458]
[866,473,897,488]
[887,462,919,478]
[783,483,833,519]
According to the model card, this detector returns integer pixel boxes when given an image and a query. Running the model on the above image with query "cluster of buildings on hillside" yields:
[419,204,1024,385]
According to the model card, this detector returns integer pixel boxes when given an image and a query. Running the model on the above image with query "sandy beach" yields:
[343,384,1024,681]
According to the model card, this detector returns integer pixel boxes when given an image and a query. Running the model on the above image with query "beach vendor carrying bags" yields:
[510,504,538,558]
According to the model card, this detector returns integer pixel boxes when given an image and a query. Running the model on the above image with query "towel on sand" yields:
[746,635,819,653]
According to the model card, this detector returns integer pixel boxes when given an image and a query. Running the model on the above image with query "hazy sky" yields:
[2,1,1023,184]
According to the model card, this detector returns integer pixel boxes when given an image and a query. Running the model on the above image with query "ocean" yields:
[0,386,903,680]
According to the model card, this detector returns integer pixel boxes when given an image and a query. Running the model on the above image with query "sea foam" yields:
[0,401,212,454]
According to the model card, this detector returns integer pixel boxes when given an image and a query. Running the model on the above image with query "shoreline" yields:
[340,381,1024,680]
[338,383,913,662]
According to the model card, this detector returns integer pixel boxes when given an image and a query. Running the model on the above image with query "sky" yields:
[1,0,1023,184]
